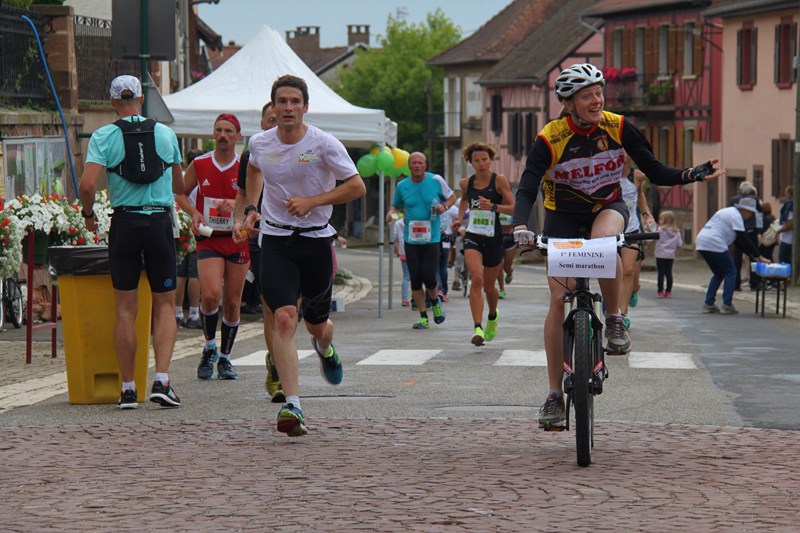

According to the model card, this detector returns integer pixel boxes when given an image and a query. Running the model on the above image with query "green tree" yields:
[332,9,460,165]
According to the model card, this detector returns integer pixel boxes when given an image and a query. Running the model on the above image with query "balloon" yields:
[400,162,411,176]
[392,147,409,169]
[375,150,395,173]
[369,143,382,156]
[386,165,402,178]
[356,154,377,177]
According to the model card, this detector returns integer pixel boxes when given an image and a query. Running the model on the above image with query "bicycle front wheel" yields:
[572,309,593,467]
[5,279,25,329]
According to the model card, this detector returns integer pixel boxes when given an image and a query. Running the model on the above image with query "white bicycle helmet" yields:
[554,63,605,100]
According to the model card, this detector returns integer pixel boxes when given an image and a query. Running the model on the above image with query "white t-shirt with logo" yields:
[695,206,745,253]
[247,124,357,238]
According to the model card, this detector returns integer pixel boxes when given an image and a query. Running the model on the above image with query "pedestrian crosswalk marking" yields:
[494,350,548,366]
[232,349,314,366]
[357,349,441,366]
[628,352,697,369]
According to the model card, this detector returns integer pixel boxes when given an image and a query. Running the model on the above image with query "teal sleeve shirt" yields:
[392,177,447,244]
[85,116,182,208]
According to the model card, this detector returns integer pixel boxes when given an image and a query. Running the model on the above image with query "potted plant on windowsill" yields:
[645,78,673,104]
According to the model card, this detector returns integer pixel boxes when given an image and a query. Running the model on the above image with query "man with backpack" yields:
[78,75,185,409]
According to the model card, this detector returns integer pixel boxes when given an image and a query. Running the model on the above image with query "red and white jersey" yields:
[193,151,240,231]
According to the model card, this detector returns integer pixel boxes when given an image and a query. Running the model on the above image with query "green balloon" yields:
[386,165,402,178]
[400,162,411,176]
[356,154,377,177]
[375,150,395,173]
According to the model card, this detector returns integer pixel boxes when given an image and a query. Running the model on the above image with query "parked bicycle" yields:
[0,277,25,330]
[524,231,658,467]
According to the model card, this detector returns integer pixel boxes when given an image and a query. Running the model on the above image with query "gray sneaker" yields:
[538,392,565,429]
[703,304,720,314]
[605,315,632,354]
[720,304,739,315]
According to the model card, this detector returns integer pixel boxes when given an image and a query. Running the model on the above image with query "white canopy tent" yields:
[163,25,396,316]
[162,25,396,147]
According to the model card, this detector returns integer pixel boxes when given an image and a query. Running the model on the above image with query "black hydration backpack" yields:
[107,118,169,184]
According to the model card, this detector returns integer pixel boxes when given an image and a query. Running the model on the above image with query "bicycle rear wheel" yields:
[572,309,593,467]
[5,279,25,329]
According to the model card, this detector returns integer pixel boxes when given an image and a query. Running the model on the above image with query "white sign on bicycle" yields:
[547,236,617,279]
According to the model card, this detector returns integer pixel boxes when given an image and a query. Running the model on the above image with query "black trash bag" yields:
[48,246,110,276]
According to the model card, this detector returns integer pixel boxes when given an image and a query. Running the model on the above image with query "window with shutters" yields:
[490,93,502,136]
[658,25,669,75]
[737,23,757,90]
[523,112,535,157]
[508,112,521,160]
[612,29,623,68]
[771,137,794,194]
[774,18,797,89]
[683,22,695,76]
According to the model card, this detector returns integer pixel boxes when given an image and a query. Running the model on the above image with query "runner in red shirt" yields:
[176,113,249,381]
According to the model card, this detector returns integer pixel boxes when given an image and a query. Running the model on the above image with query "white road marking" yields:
[232,349,314,366]
[494,350,548,366]
[356,349,441,366]
[628,352,697,369]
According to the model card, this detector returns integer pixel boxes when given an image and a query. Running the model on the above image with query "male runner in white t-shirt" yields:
[235,75,366,437]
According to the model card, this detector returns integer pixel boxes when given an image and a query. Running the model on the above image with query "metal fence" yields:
[0,4,50,108]
[74,15,138,103]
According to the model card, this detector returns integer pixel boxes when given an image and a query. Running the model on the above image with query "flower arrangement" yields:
[49,198,95,247]
[0,199,25,279]
[174,203,195,264]
[2,193,65,234]
[92,189,112,244]
[602,66,637,83]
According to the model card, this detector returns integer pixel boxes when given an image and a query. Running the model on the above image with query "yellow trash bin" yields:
[50,246,151,404]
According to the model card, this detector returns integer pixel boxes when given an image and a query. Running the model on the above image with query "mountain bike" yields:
[525,231,658,467]
[0,277,26,330]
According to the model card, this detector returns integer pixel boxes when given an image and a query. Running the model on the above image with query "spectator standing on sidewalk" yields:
[776,185,794,264]
[175,149,203,330]
[654,210,683,298]
[696,197,771,315]
[386,152,455,330]
[237,75,366,437]
[78,75,184,409]
[392,215,411,306]
[729,182,762,291]
[176,113,248,381]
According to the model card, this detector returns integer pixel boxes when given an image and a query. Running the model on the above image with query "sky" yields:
[197,0,513,48]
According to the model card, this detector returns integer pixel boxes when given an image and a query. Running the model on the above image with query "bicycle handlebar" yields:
[520,232,660,253]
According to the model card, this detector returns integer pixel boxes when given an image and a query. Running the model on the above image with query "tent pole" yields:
[378,166,385,318]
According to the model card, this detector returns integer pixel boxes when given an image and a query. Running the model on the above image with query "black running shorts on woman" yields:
[108,211,177,292]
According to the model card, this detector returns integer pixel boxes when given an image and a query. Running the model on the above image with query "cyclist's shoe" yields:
[720,304,739,315]
[505,272,513,284]
[538,392,565,430]
[117,389,138,409]
[605,315,631,355]
[471,326,485,346]
[629,291,639,307]
[702,304,720,314]
[312,338,343,385]
[149,381,181,407]
[197,346,217,380]
[432,297,446,324]
[484,312,499,341]
[412,317,430,330]
[498,289,506,299]
[277,403,308,437]
[265,352,285,403]
[622,315,630,329]
[216,357,238,380]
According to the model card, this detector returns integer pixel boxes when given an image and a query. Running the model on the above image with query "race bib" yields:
[547,237,617,279]
[202,196,234,231]
[407,220,432,243]
[468,209,495,237]
[498,213,513,226]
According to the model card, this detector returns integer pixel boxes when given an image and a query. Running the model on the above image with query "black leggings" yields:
[656,258,674,293]
[405,242,439,292]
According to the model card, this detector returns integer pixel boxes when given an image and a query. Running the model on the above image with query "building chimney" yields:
[286,26,321,53]
[347,24,369,47]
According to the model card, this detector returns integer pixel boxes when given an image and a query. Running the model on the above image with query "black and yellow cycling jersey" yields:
[513,111,688,225]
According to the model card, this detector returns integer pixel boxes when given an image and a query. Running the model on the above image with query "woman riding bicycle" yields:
[452,143,514,346]
[512,63,724,430]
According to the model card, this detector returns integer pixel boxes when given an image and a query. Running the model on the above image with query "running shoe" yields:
[401,300,410,307]
[184,317,202,329]
[432,297,446,324]
[702,304,720,314]
[664,291,672,298]
[117,389,138,409]
[277,403,308,437]
[471,326,485,346]
[312,338,343,385]
[149,381,181,407]
[505,272,513,284]
[197,346,217,380]
[605,314,632,354]
[498,289,506,299]
[452,280,461,291]
[413,317,430,329]
[484,311,499,341]
[629,291,639,307]
[538,392,565,429]
[217,357,238,380]
[265,352,285,403]
[657,292,665,298]
[720,304,739,315]
[438,290,449,303]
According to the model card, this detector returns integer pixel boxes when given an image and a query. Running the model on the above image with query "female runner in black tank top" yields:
[452,143,515,347]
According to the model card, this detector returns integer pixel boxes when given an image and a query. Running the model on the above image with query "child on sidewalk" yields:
[655,210,683,298]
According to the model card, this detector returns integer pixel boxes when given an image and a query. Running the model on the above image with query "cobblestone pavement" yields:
[1,419,798,532]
